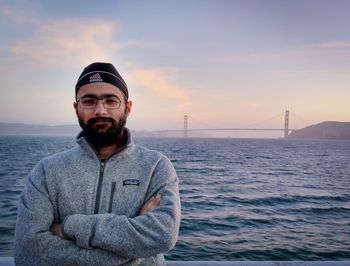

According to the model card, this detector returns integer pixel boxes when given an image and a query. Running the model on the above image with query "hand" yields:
[139,194,161,215]
[50,223,65,239]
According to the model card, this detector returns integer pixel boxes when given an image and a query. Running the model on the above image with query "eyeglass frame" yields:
[76,95,127,109]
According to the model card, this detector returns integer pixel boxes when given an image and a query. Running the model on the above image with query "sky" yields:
[0,0,349,137]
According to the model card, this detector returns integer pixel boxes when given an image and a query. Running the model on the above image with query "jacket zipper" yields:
[108,182,116,213]
[94,161,106,214]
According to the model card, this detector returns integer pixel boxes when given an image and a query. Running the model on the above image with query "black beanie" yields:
[75,62,129,99]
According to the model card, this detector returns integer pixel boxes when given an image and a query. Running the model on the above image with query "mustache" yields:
[87,117,116,125]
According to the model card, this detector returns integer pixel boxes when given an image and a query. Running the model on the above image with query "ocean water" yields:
[0,136,349,261]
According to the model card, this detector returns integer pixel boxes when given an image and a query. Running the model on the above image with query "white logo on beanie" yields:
[89,73,103,83]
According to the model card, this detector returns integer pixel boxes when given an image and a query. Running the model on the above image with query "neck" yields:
[90,130,127,159]
[96,143,121,159]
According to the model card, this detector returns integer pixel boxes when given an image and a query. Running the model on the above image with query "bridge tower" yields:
[184,115,188,138]
[284,110,289,138]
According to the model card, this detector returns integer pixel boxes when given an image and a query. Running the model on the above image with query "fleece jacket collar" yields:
[76,127,134,160]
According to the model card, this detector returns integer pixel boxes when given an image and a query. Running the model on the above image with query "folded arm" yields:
[14,161,130,266]
[50,195,161,238]
[62,156,181,258]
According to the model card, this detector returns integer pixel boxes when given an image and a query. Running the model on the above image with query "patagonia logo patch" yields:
[123,179,139,186]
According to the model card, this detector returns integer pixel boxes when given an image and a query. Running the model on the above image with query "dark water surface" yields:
[0,136,349,260]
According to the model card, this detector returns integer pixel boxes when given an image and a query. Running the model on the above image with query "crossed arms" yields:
[50,194,162,238]
[14,158,181,266]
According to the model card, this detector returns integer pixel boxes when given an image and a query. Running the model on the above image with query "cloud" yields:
[249,102,263,108]
[1,2,118,65]
[206,50,298,65]
[11,18,120,66]
[2,1,172,70]
[8,16,170,69]
[207,40,350,65]
[302,41,350,50]
[117,39,170,50]
[0,1,40,24]
[130,68,191,110]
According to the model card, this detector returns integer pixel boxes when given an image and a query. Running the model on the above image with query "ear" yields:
[126,101,132,117]
[73,102,78,112]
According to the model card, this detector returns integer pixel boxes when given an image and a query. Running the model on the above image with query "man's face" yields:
[74,82,132,147]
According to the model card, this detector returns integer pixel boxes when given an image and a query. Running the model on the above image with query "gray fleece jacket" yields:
[14,129,181,266]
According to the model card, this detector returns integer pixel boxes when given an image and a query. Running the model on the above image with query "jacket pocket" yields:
[108,182,116,213]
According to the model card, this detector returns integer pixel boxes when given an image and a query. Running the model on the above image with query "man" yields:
[14,62,181,265]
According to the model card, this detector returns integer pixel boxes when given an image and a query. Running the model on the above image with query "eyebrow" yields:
[80,94,120,99]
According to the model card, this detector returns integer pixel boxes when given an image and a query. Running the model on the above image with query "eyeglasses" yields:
[77,96,125,109]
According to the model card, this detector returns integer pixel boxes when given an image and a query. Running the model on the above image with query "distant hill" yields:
[0,123,194,138]
[287,121,350,139]
[0,123,80,136]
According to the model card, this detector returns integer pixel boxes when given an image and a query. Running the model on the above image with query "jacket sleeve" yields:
[62,156,181,258]
[14,161,131,266]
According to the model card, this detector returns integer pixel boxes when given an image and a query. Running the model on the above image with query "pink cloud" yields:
[207,40,350,65]
[11,18,120,66]
[249,102,263,108]
[0,2,40,24]
[130,68,191,110]
[302,41,350,50]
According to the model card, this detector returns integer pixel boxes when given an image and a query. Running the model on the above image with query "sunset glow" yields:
[0,0,349,137]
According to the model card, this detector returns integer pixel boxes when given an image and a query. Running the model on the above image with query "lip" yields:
[93,121,111,126]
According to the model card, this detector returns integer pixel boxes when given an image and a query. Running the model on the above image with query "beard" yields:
[78,112,127,149]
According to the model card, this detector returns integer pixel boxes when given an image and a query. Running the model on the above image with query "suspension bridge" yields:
[151,110,310,138]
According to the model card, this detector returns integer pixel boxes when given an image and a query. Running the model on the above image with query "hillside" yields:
[0,123,191,138]
[287,121,350,139]
[0,123,80,136]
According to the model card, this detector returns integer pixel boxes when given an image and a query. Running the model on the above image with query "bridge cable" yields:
[188,116,219,129]
[243,111,285,128]
[290,111,311,126]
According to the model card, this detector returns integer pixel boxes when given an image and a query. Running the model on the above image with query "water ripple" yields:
[1,136,350,260]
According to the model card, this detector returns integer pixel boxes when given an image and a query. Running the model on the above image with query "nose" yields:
[94,99,108,116]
